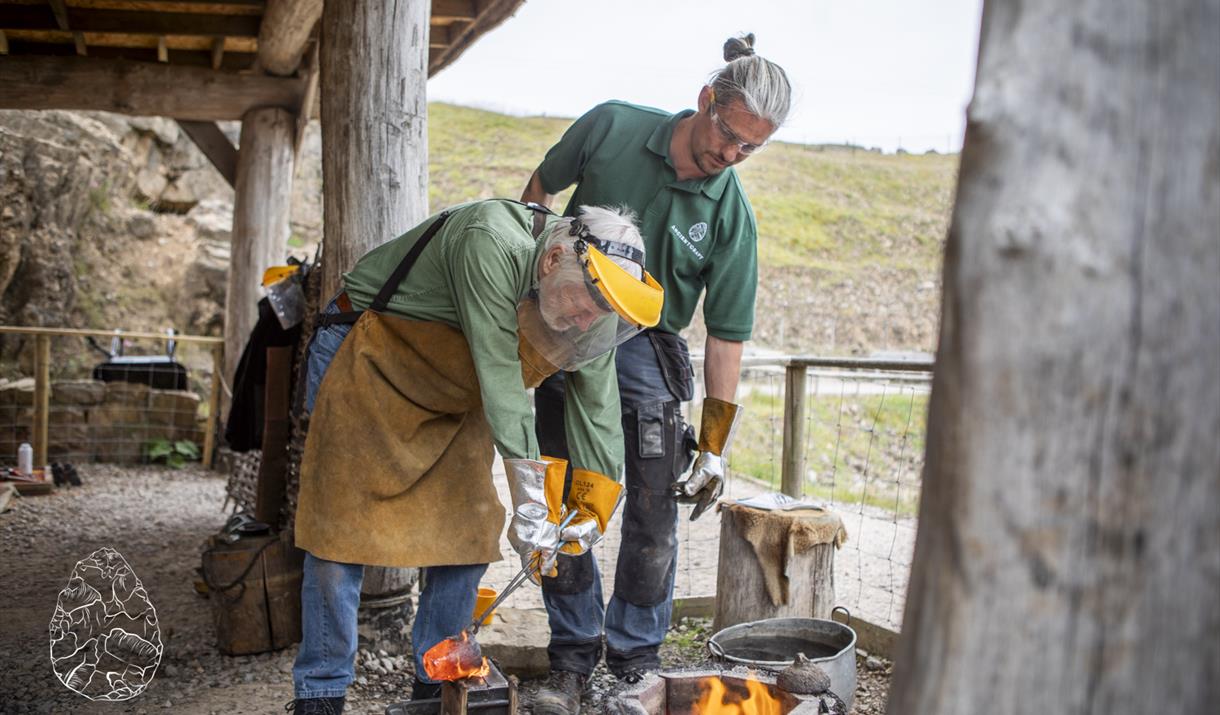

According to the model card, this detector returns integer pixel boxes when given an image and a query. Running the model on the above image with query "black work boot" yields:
[533,670,588,715]
[285,696,345,714]
[607,646,661,683]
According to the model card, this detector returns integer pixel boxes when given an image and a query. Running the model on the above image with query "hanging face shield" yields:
[518,214,664,375]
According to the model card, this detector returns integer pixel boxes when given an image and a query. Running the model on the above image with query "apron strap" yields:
[316,200,549,327]
[369,210,453,313]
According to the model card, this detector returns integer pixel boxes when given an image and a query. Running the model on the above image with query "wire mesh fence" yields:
[0,327,222,471]
[711,359,929,630]
[486,356,929,634]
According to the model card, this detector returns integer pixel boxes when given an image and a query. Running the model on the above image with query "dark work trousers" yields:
[536,331,693,677]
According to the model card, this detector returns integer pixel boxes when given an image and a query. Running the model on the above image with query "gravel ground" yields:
[0,464,891,713]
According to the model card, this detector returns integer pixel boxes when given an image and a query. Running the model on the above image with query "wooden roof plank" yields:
[430,0,523,76]
[0,29,8,53]
[3,38,256,68]
[4,28,255,51]
[430,0,477,23]
[68,0,265,13]
[0,5,261,36]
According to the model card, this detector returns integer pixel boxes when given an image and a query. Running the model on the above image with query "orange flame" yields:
[421,630,490,681]
[692,674,783,715]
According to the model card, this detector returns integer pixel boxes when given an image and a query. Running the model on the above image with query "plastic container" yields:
[473,587,498,626]
[17,442,33,475]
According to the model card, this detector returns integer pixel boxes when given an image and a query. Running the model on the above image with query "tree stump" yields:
[714,503,846,631]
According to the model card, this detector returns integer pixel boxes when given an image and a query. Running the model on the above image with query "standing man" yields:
[521,34,791,714]
[287,200,663,714]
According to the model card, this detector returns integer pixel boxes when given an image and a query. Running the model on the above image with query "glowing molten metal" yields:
[693,674,783,715]
[422,630,490,681]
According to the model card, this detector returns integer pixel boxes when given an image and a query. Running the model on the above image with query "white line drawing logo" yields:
[48,547,162,701]
[688,221,708,243]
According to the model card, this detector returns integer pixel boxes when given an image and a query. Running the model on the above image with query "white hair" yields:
[544,205,645,280]
[710,33,792,128]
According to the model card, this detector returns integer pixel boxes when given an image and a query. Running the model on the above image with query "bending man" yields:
[288,199,663,714]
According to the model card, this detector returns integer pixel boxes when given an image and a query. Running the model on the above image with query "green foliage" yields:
[144,438,201,469]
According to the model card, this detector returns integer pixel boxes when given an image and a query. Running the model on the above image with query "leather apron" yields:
[295,208,559,568]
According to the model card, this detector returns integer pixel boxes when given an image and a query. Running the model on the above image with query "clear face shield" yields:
[518,219,664,373]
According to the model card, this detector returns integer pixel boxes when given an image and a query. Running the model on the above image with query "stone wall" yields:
[0,378,203,464]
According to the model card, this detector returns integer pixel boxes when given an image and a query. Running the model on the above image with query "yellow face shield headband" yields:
[568,220,664,330]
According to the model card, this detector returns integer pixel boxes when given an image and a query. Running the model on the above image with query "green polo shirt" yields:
[341,200,623,477]
[537,100,758,341]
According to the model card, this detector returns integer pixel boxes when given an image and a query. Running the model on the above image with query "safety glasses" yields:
[707,90,767,155]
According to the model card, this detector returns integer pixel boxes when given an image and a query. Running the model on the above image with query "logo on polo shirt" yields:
[668,224,706,260]
[688,222,708,243]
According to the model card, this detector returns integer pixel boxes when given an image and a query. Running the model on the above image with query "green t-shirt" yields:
[538,100,758,341]
[341,200,624,477]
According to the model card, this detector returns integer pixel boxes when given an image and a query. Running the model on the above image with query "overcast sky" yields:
[428,0,985,154]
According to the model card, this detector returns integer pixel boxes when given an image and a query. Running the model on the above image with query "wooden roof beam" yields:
[45,0,87,55]
[0,30,7,54]
[210,35,224,69]
[256,0,321,76]
[176,120,237,187]
[0,55,306,120]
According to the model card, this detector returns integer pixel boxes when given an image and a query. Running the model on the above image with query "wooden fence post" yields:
[780,362,808,498]
[202,341,223,469]
[32,334,50,467]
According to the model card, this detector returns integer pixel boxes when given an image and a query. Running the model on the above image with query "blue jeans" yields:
[293,298,490,698]
[535,332,686,676]
[294,555,488,698]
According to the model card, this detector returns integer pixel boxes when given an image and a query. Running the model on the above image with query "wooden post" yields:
[780,362,808,498]
[32,334,50,467]
[319,0,431,297]
[320,0,431,609]
[202,341,223,469]
[713,503,840,631]
[888,0,1220,712]
[223,106,295,395]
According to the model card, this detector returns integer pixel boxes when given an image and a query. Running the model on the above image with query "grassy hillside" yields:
[427,102,958,354]
[429,103,955,271]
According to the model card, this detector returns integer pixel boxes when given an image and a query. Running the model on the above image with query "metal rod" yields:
[470,509,579,632]
[0,325,223,345]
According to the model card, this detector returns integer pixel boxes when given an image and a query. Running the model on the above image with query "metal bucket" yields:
[708,608,857,710]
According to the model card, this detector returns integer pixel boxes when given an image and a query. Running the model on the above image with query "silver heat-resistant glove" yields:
[673,397,743,521]
[675,452,726,521]
[503,457,564,582]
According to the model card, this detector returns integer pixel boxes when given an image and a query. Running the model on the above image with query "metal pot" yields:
[707,608,857,710]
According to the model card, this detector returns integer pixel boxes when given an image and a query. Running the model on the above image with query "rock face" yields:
[48,547,163,701]
[0,110,323,349]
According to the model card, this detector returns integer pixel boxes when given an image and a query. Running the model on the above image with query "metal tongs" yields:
[468,509,579,634]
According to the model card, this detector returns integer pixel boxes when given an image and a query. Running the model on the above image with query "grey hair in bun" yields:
[723,33,757,62]
[710,33,790,128]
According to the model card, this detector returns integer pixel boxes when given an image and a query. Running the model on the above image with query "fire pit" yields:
[607,667,846,715]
